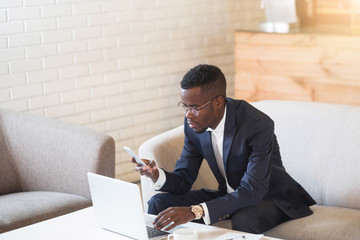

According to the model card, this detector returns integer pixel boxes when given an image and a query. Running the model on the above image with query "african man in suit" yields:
[131,64,315,234]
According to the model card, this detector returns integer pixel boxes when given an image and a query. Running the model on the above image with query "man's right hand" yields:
[130,158,159,183]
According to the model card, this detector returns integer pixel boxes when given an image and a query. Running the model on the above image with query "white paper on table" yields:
[264,0,297,23]
[214,232,264,240]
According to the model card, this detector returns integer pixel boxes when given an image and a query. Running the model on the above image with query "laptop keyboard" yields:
[146,226,169,239]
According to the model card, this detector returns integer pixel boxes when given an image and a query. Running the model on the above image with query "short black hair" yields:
[181,64,226,97]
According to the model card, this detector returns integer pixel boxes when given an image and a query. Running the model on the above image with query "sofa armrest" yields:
[139,125,217,212]
[0,109,115,199]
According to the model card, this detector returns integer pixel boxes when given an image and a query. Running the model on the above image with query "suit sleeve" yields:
[159,119,204,194]
[205,118,275,224]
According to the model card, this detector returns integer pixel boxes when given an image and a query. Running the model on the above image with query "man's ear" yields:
[215,96,224,107]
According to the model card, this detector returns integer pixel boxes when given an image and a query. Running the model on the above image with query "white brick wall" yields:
[0,0,265,182]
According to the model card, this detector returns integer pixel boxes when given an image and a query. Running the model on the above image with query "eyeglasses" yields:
[178,97,218,116]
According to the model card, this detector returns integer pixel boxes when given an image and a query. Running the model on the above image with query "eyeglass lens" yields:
[179,102,199,116]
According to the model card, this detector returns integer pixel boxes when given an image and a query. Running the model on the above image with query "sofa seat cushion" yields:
[0,191,91,233]
[264,205,360,240]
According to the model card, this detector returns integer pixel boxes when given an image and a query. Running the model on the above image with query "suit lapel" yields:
[199,99,238,184]
[223,100,238,172]
[200,131,225,185]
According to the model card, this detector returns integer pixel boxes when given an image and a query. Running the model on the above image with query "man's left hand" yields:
[153,207,195,231]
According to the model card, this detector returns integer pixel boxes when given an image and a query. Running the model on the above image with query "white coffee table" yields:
[0,207,280,240]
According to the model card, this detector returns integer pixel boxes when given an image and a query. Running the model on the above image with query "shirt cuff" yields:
[200,203,211,225]
[152,168,166,190]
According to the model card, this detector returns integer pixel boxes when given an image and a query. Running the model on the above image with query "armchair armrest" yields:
[0,109,115,199]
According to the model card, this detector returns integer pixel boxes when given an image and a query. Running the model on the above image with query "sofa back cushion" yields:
[252,101,360,209]
[0,126,21,195]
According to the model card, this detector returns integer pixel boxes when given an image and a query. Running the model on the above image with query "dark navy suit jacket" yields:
[160,98,315,224]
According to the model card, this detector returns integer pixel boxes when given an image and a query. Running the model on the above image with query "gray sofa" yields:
[0,108,115,233]
[139,100,360,240]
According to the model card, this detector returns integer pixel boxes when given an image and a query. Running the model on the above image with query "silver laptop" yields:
[87,172,170,240]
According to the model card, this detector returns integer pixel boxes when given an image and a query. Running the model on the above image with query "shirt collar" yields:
[206,105,227,133]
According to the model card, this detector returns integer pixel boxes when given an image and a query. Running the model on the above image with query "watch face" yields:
[191,205,203,219]
[194,206,202,212]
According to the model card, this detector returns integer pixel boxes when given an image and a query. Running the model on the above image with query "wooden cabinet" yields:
[315,0,360,35]
[234,31,360,106]
[296,0,360,35]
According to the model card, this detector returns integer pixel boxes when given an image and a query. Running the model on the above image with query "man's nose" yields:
[185,110,195,118]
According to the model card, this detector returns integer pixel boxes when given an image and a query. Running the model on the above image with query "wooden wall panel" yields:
[235,31,360,106]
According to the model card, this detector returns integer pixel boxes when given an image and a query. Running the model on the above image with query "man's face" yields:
[180,87,221,133]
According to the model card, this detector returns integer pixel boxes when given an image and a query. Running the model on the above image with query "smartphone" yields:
[123,146,146,167]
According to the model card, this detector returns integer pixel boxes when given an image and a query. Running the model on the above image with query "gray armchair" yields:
[0,108,115,233]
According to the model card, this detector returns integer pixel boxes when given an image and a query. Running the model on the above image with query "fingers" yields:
[138,165,156,175]
[147,160,155,167]
[153,208,171,223]
[136,164,158,179]
[130,157,151,166]
[153,207,193,231]
[130,157,153,171]
[130,157,159,182]
[153,209,177,231]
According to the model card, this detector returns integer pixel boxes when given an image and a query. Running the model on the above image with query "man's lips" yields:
[187,121,197,128]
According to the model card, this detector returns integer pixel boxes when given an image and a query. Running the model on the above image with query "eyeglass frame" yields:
[177,96,221,116]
